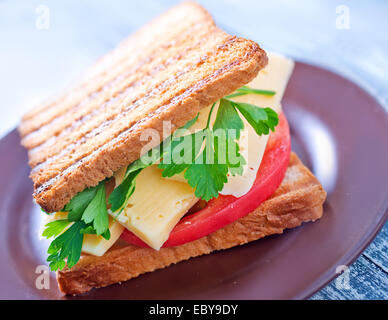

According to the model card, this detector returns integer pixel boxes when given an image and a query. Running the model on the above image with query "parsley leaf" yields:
[213,99,244,139]
[158,137,190,177]
[185,161,228,200]
[65,186,98,221]
[159,96,254,200]
[158,130,206,177]
[184,130,229,200]
[224,136,246,176]
[231,101,278,135]
[157,86,279,200]
[47,221,85,271]
[81,181,109,235]
[108,169,141,213]
[213,117,246,177]
[42,219,71,239]
[159,128,245,200]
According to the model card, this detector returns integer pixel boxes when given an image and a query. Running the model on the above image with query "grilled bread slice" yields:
[57,153,327,295]
[18,1,268,213]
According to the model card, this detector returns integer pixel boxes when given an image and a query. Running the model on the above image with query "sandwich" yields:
[18,2,326,295]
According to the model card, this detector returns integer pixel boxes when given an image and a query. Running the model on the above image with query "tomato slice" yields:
[121,112,291,248]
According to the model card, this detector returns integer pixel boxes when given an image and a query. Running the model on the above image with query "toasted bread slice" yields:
[18,2,268,213]
[56,153,327,295]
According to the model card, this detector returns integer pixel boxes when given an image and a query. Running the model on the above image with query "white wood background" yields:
[0,0,387,299]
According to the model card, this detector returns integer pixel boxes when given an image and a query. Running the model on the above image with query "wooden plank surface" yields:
[0,0,386,299]
[312,222,388,300]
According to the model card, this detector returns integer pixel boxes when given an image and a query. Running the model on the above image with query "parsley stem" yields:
[237,87,276,96]
[206,103,217,129]
[225,92,246,99]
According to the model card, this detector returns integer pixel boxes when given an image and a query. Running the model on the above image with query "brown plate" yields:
[0,61,387,300]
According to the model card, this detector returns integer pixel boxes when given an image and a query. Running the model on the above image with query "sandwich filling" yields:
[43,53,294,271]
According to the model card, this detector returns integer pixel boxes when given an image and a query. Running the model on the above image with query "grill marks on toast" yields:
[19,2,268,212]
[27,26,223,169]
[19,3,213,135]
[20,20,214,143]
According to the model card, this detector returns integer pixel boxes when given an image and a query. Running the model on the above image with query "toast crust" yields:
[56,153,327,295]
[18,2,268,212]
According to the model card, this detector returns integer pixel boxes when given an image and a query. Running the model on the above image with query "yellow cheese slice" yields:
[111,165,198,250]
[81,217,124,256]
[234,52,294,114]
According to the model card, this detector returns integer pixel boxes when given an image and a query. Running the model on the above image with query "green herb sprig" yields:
[42,180,110,271]
[157,97,278,200]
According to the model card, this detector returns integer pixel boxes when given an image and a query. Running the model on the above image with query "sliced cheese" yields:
[44,212,124,256]
[82,217,124,256]
[220,123,269,197]
[45,211,68,221]
[234,52,295,114]
[111,165,198,250]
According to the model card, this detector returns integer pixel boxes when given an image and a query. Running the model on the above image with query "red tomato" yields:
[121,112,291,248]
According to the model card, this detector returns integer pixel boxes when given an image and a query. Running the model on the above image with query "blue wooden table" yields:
[0,0,386,299]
